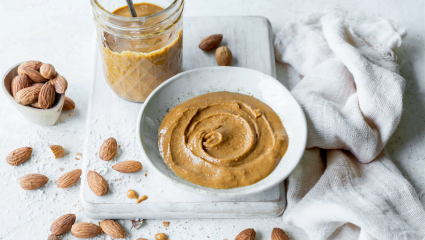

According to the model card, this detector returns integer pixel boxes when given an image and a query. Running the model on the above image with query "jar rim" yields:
[90,0,181,25]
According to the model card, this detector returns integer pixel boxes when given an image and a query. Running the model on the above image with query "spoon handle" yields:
[126,0,138,17]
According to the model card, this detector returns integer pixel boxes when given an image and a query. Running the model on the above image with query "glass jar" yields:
[91,0,184,102]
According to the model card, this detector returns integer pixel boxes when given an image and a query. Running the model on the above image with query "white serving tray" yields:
[81,16,285,219]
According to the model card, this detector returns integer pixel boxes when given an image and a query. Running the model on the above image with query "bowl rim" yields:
[136,66,307,198]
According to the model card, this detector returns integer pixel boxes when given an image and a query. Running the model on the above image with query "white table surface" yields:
[0,0,423,239]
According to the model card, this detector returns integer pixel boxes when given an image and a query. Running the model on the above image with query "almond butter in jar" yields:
[91,0,184,102]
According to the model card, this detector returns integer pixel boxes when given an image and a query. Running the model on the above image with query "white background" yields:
[0,0,424,239]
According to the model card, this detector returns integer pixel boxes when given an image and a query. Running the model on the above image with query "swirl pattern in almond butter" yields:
[158,92,288,189]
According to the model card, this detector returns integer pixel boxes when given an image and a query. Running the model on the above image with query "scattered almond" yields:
[56,169,82,188]
[40,63,57,79]
[21,66,47,83]
[199,34,223,51]
[87,170,109,196]
[99,137,117,161]
[19,173,49,190]
[235,228,256,240]
[100,219,126,238]
[71,222,103,238]
[163,222,170,227]
[62,96,75,111]
[11,74,30,97]
[15,86,40,105]
[39,81,56,109]
[48,234,60,240]
[51,75,68,94]
[50,213,76,235]
[112,161,143,173]
[271,228,290,240]
[49,145,65,159]
[18,61,43,74]
[6,147,32,166]
[216,46,232,66]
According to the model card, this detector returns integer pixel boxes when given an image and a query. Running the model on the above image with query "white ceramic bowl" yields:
[2,62,65,126]
[137,67,307,198]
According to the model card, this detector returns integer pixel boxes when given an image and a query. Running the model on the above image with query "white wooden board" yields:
[82,16,285,219]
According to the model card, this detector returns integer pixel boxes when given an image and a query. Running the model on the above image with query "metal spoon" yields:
[126,0,138,17]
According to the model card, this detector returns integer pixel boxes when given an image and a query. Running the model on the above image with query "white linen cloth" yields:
[274,12,425,240]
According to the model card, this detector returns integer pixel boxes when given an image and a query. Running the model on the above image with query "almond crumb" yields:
[75,157,80,160]
[163,222,170,227]
[76,152,83,156]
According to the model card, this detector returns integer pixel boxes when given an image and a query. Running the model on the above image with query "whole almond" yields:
[18,61,43,74]
[21,66,47,83]
[235,228,256,240]
[100,220,126,238]
[39,81,56,109]
[112,161,143,173]
[62,96,75,111]
[50,213,76,235]
[216,46,232,66]
[15,86,40,105]
[49,145,65,159]
[48,234,60,240]
[19,173,49,190]
[6,147,32,166]
[71,222,103,238]
[31,100,41,109]
[87,170,109,196]
[40,63,57,79]
[199,34,223,51]
[11,74,31,97]
[31,82,45,88]
[51,75,68,94]
[56,169,82,188]
[271,228,290,240]
[99,137,117,161]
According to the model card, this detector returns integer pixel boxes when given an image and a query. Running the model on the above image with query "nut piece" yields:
[6,147,32,166]
[21,66,47,83]
[19,173,49,190]
[63,96,75,111]
[15,86,40,105]
[136,238,148,240]
[271,228,290,240]
[51,75,68,94]
[50,213,76,236]
[71,222,103,238]
[235,228,256,240]
[99,137,117,161]
[87,170,109,196]
[163,222,170,227]
[11,74,31,97]
[100,219,126,238]
[199,34,223,51]
[49,145,65,159]
[39,81,56,109]
[47,234,60,240]
[112,161,143,173]
[56,169,82,188]
[215,46,232,66]
[18,61,43,74]
[40,63,57,79]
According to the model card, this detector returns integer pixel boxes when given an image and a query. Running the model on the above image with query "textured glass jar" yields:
[91,0,184,102]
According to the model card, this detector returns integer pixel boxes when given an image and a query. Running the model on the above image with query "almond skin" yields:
[271,228,290,240]
[15,86,40,105]
[87,170,109,196]
[49,145,65,159]
[199,34,223,51]
[18,61,43,74]
[112,161,143,173]
[31,82,45,88]
[71,222,103,238]
[39,81,55,109]
[21,66,47,83]
[47,234,60,240]
[50,213,76,236]
[11,74,31,97]
[51,75,68,94]
[235,228,256,240]
[100,220,126,238]
[56,169,82,188]
[40,63,57,79]
[216,46,232,66]
[62,96,75,111]
[99,137,117,161]
[19,173,49,190]
[6,147,32,166]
